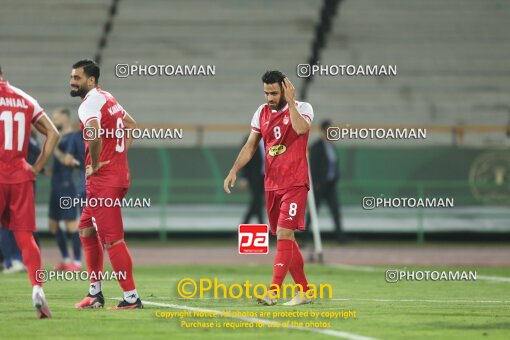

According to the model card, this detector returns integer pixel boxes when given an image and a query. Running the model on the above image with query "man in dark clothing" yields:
[239,137,265,224]
[307,120,346,243]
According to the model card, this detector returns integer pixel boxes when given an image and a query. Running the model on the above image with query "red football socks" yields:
[13,231,42,287]
[271,239,294,289]
[289,240,309,292]
[107,241,136,292]
[80,234,104,283]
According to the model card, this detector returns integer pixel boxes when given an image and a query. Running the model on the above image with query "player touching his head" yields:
[69,59,142,310]
[0,65,60,318]
[224,70,314,306]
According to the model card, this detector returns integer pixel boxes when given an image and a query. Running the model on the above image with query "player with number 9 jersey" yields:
[71,59,142,310]
[78,87,130,189]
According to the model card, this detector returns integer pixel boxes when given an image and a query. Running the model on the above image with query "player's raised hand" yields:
[86,160,110,178]
[282,78,296,103]
[223,171,237,194]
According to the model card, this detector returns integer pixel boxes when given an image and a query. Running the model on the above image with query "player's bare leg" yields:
[13,231,52,318]
[105,239,143,310]
[75,226,104,309]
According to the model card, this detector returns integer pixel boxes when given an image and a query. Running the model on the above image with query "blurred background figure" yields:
[48,108,81,271]
[239,137,265,224]
[307,120,347,243]
[64,127,86,217]
[0,230,24,274]
[1,131,41,273]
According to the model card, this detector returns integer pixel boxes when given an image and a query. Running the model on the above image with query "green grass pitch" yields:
[1,264,509,339]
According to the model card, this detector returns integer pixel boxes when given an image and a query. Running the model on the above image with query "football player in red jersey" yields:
[224,70,314,306]
[69,59,142,310]
[0,65,60,318]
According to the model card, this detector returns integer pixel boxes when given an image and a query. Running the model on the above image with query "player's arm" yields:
[86,118,108,177]
[123,112,137,150]
[63,135,81,167]
[32,114,60,175]
[63,154,80,167]
[282,78,310,136]
[79,99,108,177]
[54,146,67,164]
[224,131,262,194]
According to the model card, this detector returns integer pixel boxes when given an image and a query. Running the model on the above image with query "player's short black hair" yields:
[56,107,71,117]
[0,65,3,75]
[72,59,100,84]
[321,119,332,131]
[261,70,286,85]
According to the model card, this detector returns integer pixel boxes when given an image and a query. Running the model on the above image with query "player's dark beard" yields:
[70,85,87,98]
[276,97,287,111]
[268,97,285,110]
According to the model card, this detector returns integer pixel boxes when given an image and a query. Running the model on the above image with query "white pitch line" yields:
[477,275,510,283]
[330,298,510,304]
[142,296,510,304]
[329,264,510,282]
[121,299,377,340]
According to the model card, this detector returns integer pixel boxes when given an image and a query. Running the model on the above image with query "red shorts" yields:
[78,185,128,244]
[265,186,308,235]
[0,181,36,232]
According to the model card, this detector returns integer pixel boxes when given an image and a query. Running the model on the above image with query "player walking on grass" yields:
[0,65,59,318]
[224,70,314,306]
[69,59,143,310]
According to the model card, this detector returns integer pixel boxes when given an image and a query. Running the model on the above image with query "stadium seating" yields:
[100,0,321,127]
[1,0,508,146]
[311,0,510,129]
[0,0,110,109]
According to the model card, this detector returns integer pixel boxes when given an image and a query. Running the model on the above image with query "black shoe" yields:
[108,298,143,310]
[75,291,105,309]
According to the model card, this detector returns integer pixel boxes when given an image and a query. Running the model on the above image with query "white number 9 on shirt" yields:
[115,117,125,152]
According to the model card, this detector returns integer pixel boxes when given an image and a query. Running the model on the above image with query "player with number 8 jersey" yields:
[224,70,314,307]
[70,59,142,311]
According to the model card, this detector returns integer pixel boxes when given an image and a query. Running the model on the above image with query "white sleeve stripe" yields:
[84,116,100,126]
[78,91,105,125]
[250,104,265,131]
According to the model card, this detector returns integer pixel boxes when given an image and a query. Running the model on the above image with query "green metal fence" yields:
[34,146,510,241]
